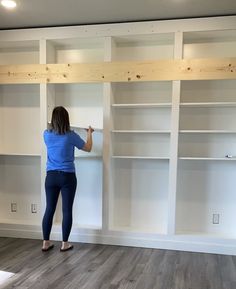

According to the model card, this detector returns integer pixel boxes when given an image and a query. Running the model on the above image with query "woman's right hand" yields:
[87,126,94,133]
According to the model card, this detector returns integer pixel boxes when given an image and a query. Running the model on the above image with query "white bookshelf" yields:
[1,17,236,255]
[45,38,104,230]
[177,29,236,241]
[111,158,169,234]
[176,160,236,238]
[109,34,174,233]
[0,41,41,227]
[0,155,41,226]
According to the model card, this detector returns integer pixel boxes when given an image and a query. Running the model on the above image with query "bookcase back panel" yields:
[54,158,102,228]
[181,80,236,103]
[112,108,171,130]
[112,82,172,104]
[0,41,39,64]
[176,160,236,237]
[0,85,40,155]
[112,159,169,233]
[0,156,41,224]
[112,133,170,158]
[113,34,174,61]
[54,84,103,129]
[179,107,236,130]
[184,41,236,58]
[179,134,236,158]
[48,38,104,64]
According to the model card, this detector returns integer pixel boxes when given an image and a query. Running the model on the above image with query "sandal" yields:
[60,245,73,252]
[42,244,54,252]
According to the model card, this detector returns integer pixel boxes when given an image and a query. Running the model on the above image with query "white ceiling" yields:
[0,0,236,30]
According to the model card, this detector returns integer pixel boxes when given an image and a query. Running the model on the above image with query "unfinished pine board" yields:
[0,58,236,84]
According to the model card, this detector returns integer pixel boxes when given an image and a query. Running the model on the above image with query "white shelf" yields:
[0,152,40,157]
[71,125,103,132]
[0,219,40,226]
[112,156,170,160]
[112,103,172,108]
[75,154,102,158]
[179,130,236,134]
[53,222,102,231]
[110,225,167,235]
[176,231,236,240]
[111,130,171,134]
[179,157,236,161]
[47,122,103,132]
[180,102,236,107]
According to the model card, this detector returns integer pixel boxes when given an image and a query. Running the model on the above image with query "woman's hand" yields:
[82,126,94,152]
[88,126,94,133]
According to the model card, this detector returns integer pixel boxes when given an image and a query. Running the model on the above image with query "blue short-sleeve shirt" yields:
[44,130,85,172]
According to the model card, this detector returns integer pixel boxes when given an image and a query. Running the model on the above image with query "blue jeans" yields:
[42,170,77,242]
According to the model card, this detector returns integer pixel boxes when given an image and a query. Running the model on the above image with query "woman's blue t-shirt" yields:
[44,130,85,172]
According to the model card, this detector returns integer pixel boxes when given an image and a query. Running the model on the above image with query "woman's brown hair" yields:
[50,106,70,134]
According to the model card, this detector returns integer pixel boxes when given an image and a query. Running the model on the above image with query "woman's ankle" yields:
[61,241,70,249]
[43,240,51,247]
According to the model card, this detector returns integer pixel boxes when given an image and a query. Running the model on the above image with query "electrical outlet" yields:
[11,203,17,212]
[31,204,37,214]
[213,213,220,224]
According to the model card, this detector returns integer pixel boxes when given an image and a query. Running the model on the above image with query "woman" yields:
[42,106,93,252]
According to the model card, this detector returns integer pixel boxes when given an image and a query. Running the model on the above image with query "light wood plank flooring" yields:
[0,237,235,289]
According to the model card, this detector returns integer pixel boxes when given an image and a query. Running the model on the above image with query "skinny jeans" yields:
[42,170,77,242]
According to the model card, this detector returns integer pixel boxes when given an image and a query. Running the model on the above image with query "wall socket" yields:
[31,204,37,214]
[213,213,220,224]
[11,203,17,212]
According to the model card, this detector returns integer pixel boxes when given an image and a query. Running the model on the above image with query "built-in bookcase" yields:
[176,29,236,240]
[0,17,236,255]
[109,33,174,233]
[0,41,41,227]
[45,38,104,230]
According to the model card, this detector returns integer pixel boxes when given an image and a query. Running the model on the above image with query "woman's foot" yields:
[60,241,73,252]
[42,240,54,252]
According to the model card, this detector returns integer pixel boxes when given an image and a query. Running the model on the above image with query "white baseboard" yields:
[0,225,235,256]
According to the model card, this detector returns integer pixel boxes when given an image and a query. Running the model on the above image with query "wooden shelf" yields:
[48,123,103,132]
[179,130,236,134]
[53,222,102,230]
[176,231,236,240]
[0,219,40,226]
[0,152,40,157]
[111,130,171,134]
[112,156,170,160]
[109,225,167,235]
[180,102,236,107]
[112,103,172,108]
[179,157,236,161]
[71,125,103,132]
[75,154,102,158]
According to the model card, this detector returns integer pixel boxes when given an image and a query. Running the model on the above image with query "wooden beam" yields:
[0,58,236,84]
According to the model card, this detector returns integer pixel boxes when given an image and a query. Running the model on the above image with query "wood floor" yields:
[0,237,235,289]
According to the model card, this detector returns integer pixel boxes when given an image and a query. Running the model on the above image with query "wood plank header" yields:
[0,58,236,84]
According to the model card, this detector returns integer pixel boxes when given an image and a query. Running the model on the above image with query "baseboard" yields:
[0,225,235,256]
